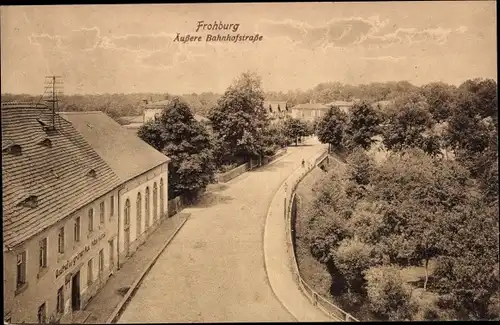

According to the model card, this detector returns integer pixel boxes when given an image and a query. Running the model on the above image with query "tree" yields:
[458,78,497,119]
[420,82,457,123]
[432,199,499,320]
[208,72,269,162]
[364,265,417,320]
[317,106,348,152]
[369,149,473,286]
[345,101,383,150]
[382,98,435,153]
[334,238,375,293]
[138,97,216,199]
[346,148,376,186]
[283,117,309,145]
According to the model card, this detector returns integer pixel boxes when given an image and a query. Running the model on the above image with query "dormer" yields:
[37,138,52,148]
[2,141,22,156]
[18,195,39,209]
[87,169,97,178]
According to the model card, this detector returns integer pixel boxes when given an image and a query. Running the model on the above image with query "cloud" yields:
[29,34,63,48]
[364,27,453,47]
[456,25,468,34]
[258,17,463,50]
[139,46,181,69]
[61,27,101,51]
[257,17,386,49]
[31,28,102,52]
[360,55,406,62]
[102,33,175,52]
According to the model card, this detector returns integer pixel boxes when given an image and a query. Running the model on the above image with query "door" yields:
[109,239,115,269]
[71,271,81,311]
[124,228,130,256]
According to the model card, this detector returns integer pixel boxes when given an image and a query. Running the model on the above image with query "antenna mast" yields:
[43,76,63,130]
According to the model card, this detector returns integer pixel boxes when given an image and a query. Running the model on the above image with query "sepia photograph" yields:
[1,1,498,323]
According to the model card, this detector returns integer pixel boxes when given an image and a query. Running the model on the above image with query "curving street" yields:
[117,138,326,323]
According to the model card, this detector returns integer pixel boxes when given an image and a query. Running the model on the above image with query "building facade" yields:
[290,103,330,122]
[3,106,170,324]
[263,101,289,123]
[327,100,356,115]
[59,112,170,265]
[2,106,123,324]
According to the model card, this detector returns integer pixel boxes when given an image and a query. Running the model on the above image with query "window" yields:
[100,201,105,225]
[58,227,65,254]
[136,193,142,236]
[124,199,130,226]
[99,249,104,274]
[16,251,26,288]
[88,208,94,233]
[57,286,64,314]
[74,217,81,242]
[153,183,158,221]
[109,239,114,267]
[145,187,150,229]
[160,179,164,219]
[110,195,114,218]
[39,238,47,269]
[87,259,93,286]
[38,303,46,324]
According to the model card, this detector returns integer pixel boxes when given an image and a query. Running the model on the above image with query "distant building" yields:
[2,105,170,324]
[121,99,212,135]
[290,102,330,122]
[263,101,290,122]
[327,100,356,115]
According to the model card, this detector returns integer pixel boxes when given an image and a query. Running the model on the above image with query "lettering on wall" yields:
[55,232,106,279]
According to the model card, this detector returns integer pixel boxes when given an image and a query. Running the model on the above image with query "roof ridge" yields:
[58,111,104,115]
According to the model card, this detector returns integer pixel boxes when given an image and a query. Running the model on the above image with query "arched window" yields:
[136,193,142,236]
[153,183,158,221]
[124,199,130,227]
[160,178,164,219]
[145,187,150,229]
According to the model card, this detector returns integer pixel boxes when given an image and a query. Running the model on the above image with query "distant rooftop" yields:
[1,101,48,109]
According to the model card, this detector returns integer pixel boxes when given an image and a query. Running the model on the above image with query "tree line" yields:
[305,78,498,320]
[2,80,456,119]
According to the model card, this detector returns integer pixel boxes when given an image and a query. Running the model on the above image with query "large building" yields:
[327,100,357,115]
[2,104,170,324]
[290,102,330,122]
[59,111,170,260]
[263,101,289,123]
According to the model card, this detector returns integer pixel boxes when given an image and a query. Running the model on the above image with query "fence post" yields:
[284,197,287,220]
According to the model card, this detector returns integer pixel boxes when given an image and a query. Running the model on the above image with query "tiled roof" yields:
[291,103,330,110]
[117,115,144,125]
[145,100,171,108]
[1,107,122,249]
[328,100,355,107]
[59,111,170,183]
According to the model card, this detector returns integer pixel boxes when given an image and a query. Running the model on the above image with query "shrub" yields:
[364,265,417,320]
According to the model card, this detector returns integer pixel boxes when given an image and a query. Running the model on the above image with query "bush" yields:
[334,238,374,292]
[364,265,417,320]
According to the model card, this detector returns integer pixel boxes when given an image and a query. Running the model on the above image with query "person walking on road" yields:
[301,159,305,168]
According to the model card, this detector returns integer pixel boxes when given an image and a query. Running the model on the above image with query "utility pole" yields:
[43,76,63,130]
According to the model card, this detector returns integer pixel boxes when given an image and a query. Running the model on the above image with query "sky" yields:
[0,2,497,95]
